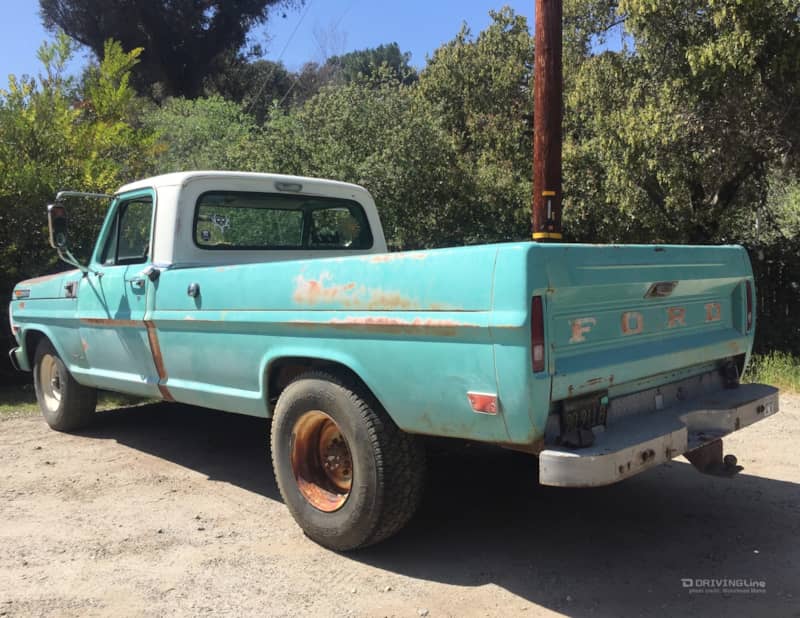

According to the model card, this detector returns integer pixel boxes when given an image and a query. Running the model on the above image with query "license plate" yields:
[560,393,608,434]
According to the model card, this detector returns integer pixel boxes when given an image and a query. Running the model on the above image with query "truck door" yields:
[77,190,162,398]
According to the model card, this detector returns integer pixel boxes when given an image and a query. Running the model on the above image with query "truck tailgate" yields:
[540,244,753,401]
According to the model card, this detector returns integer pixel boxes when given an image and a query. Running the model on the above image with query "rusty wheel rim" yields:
[291,411,353,512]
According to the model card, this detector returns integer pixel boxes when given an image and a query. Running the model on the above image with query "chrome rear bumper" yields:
[539,383,779,487]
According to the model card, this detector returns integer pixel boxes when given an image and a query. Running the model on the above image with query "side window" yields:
[100,197,153,265]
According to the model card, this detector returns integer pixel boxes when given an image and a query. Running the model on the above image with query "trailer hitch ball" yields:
[723,454,738,468]
[686,439,743,477]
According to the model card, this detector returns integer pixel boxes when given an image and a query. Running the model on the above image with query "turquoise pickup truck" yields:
[8,171,779,550]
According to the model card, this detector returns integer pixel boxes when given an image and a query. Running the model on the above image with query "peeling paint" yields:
[328,316,477,328]
[293,273,420,310]
[18,270,79,286]
[367,252,428,264]
[287,315,479,337]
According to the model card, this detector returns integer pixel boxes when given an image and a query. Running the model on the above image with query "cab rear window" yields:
[194,191,373,251]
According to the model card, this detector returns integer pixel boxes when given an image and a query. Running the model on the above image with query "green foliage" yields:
[745,352,800,393]
[563,0,800,243]
[243,75,464,249]
[204,58,295,122]
[0,33,155,289]
[418,7,535,243]
[766,173,800,240]
[238,8,538,250]
[327,43,418,86]
[143,96,257,172]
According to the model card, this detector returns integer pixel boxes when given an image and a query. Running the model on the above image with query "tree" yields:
[0,34,155,278]
[39,0,302,98]
[0,34,156,377]
[143,96,257,172]
[562,0,800,243]
[204,58,294,122]
[418,8,535,243]
[236,73,465,249]
[327,43,418,86]
[252,44,418,113]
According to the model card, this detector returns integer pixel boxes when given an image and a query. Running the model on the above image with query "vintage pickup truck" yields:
[8,171,779,550]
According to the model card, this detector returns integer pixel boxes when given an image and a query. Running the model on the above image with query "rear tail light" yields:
[531,296,545,373]
[745,280,753,333]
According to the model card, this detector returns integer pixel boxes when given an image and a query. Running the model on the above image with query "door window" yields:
[101,197,153,265]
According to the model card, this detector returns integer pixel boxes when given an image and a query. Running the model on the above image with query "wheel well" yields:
[24,330,47,368]
[266,357,381,413]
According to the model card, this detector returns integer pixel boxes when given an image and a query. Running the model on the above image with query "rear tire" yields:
[270,371,425,551]
[33,339,97,432]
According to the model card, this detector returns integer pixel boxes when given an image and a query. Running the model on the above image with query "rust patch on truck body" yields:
[293,274,419,310]
[288,316,478,337]
[79,318,174,401]
[144,320,175,402]
[80,318,142,328]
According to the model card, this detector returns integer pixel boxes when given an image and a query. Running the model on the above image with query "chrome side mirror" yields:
[47,203,69,250]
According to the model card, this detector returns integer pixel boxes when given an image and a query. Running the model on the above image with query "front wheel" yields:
[270,371,425,551]
[33,339,97,432]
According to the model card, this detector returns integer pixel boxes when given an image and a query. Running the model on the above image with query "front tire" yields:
[33,339,97,432]
[271,371,425,551]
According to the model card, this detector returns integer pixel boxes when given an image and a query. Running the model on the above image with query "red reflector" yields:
[531,296,545,373]
[467,392,499,415]
[745,280,753,333]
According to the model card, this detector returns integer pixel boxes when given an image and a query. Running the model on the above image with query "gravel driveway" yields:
[1,393,798,617]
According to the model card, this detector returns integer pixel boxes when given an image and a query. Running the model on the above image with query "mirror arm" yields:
[55,191,114,201]
[49,192,112,276]
[57,247,99,276]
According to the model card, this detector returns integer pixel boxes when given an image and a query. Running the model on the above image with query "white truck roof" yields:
[116,171,368,195]
[116,171,388,267]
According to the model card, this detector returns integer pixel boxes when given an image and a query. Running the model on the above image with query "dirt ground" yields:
[1,393,798,618]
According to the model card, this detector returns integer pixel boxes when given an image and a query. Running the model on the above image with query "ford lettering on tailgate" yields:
[568,302,723,344]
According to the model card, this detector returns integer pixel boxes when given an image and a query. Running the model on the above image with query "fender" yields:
[261,345,386,418]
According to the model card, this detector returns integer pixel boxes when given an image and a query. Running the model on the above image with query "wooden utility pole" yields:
[532,0,563,241]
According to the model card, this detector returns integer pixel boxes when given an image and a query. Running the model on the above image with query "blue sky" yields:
[0,1,535,80]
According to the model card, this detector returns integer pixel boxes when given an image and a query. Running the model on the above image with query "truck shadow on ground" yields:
[83,402,800,616]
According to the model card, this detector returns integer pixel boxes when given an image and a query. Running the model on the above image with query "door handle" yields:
[142,265,161,282]
[125,266,160,290]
